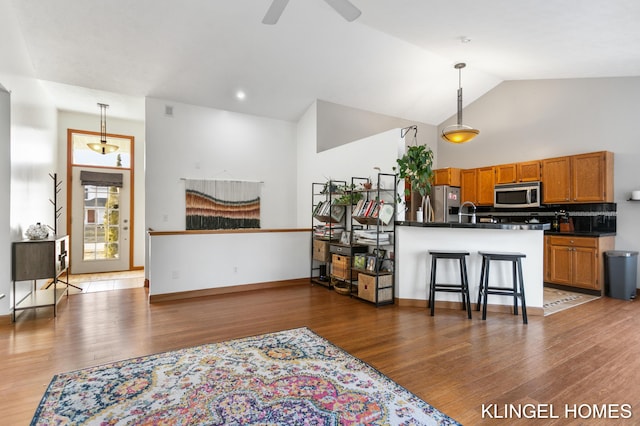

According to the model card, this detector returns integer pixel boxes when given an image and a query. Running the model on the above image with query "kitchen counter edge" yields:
[395,221,550,231]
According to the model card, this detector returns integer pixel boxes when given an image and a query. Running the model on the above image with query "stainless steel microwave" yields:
[494,182,542,208]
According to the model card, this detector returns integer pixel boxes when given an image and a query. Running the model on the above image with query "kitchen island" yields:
[396,221,550,316]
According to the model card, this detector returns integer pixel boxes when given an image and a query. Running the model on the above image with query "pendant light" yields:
[88,103,119,154]
[441,63,480,144]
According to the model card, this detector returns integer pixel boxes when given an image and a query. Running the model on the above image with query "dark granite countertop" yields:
[395,221,551,231]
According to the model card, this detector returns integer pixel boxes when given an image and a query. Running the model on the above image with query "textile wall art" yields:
[185,179,261,230]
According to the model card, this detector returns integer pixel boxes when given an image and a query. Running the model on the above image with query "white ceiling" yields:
[8,0,640,124]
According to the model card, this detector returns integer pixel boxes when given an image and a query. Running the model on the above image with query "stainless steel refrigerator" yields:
[432,185,460,223]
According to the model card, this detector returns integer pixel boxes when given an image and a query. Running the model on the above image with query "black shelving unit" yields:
[349,172,397,306]
[310,180,347,288]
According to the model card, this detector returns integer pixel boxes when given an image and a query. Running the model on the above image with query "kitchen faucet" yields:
[459,201,477,224]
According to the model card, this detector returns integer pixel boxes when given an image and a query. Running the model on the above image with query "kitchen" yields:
[395,150,618,315]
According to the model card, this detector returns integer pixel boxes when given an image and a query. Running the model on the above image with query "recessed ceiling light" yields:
[236,90,246,100]
[460,37,471,43]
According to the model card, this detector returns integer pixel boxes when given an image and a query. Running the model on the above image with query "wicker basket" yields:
[333,282,351,295]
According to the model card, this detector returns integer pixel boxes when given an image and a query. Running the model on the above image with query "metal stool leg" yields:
[517,258,527,324]
[512,260,519,316]
[458,257,466,311]
[482,259,490,320]
[461,256,472,319]
[429,256,437,316]
[476,256,486,312]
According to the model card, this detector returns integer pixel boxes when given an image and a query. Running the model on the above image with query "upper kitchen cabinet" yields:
[460,169,478,204]
[433,168,461,187]
[516,160,541,182]
[477,167,496,205]
[541,156,571,203]
[461,167,494,205]
[542,151,613,204]
[495,164,517,184]
[572,151,614,202]
[496,161,540,184]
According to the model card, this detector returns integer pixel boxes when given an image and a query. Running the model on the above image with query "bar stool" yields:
[476,251,527,324]
[428,250,472,318]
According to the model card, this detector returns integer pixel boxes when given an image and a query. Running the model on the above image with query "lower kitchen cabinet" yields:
[544,235,614,292]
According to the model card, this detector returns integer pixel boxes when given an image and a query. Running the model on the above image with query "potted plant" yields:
[393,144,434,221]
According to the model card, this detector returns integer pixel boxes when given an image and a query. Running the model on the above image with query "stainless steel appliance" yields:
[494,181,542,208]
[432,185,460,222]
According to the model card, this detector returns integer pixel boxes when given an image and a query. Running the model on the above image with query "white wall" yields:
[57,111,146,268]
[149,231,310,296]
[316,99,436,153]
[145,98,298,231]
[437,77,640,288]
[0,1,60,315]
[0,86,10,310]
[295,100,437,227]
[0,78,58,316]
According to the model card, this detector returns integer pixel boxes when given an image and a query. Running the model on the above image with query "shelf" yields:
[351,268,393,276]
[310,277,333,288]
[15,287,67,311]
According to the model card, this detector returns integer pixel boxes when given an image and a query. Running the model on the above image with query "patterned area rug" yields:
[32,327,459,425]
[543,287,600,316]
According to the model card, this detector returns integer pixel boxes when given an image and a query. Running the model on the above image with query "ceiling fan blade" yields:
[323,0,361,22]
[262,0,290,25]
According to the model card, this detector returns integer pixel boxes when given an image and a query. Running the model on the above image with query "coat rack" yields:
[47,173,82,291]
[49,173,63,235]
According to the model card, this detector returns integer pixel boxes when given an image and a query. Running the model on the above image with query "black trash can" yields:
[604,250,638,300]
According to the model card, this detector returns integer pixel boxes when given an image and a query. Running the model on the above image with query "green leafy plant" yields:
[393,144,434,200]
[335,192,362,205]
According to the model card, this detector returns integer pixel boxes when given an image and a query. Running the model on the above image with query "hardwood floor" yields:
[2,282,640,425]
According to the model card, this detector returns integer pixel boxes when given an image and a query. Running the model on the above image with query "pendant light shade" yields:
[441,63,479,144]
[88,103,119,154]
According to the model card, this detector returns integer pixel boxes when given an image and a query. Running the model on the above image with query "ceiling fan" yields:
[262,0,361,25]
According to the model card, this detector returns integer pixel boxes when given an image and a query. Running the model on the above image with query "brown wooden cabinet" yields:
[461,167,495,206]
[572,151,614,202]
[433,168,461,187]
[544,235,614,292]
[516,160,541,182]
[542,151,613,204]
[541,156,571,203]
[460,169,478,204]
[477,167,495,205]
[495,164,517,184]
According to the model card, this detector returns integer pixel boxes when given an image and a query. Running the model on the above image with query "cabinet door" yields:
[542,156,571,203]
[547,244,573,285]
[517,160,541,182]
[460,169,478,204]
[572,247,599,289]
[477,167,495,205]
[433,168,461,187]
[572,152,611,202]
[495,164,516,184]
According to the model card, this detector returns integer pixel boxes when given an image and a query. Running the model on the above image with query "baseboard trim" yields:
[395,297,543,317]
[149,278,308,303]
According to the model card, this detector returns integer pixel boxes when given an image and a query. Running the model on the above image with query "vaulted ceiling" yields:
[7,0,640,123]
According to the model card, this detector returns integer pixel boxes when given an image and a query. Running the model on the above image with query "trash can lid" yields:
[605,250,639,257]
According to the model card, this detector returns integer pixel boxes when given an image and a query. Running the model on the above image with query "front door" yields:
[68,129,134,274]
